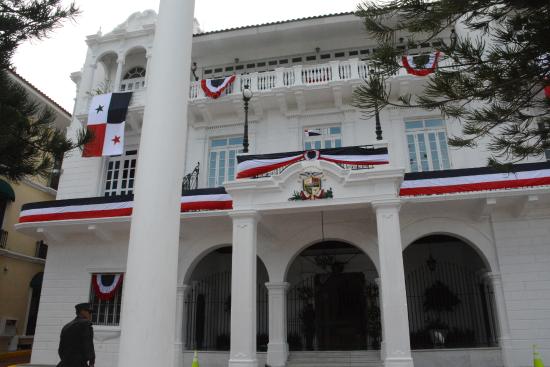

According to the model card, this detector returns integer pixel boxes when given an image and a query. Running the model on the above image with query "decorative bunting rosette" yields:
[236,146,390,179]
[402,51,441,76]
[92,273,123,300]
[201,75,236,99]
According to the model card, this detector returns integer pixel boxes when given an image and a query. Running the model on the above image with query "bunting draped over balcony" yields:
[17,162,550,224]
[201,75,236,99]
[400,162,550,196]
[18,188,232,223]
[402,51,441,76]
[236,146,390,179]
[92,274,123,300]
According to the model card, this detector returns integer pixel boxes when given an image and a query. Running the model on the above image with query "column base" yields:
[267,342,289,367]
[228,358,258,367]
[384,356,414,367]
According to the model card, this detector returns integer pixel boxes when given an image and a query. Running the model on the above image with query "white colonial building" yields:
[15,9,550,367]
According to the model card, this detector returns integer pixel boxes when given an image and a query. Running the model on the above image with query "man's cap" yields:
[75,303,93,312]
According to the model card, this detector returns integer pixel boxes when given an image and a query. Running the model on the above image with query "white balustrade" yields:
[106,59,416,106]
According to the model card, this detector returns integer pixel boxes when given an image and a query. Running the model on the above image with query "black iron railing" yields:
[182,162,200,192]
[406,262,498,349]
[287,275,381,351]
[0,229,7,249]
[184,271,269,351]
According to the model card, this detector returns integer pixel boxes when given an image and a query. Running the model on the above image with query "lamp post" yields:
[242,84,253,153]
[369,68,384,141]
[191,62,199,81]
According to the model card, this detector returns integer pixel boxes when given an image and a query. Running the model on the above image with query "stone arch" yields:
[284,240,380,351]
[280,223,380,283]
[182,245,270,351]
[403,233,500,349]
[401,217,497,272]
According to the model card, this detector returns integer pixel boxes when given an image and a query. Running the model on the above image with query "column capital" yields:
[177,284,190,294]
[265,282,289,291]
[483,272,502,284]
[371,199,401,211]
[229,209,261,221]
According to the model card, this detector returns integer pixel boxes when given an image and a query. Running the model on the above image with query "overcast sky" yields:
[13,0,361,112]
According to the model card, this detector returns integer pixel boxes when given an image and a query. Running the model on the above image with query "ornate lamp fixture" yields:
[242,84,253,153]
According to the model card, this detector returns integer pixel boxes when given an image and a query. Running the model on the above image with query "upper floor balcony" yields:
[77,56,430,120]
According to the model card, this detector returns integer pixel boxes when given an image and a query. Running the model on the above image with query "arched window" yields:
[120,67,146,91]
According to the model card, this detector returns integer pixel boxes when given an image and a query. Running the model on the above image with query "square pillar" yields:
[174,284,189,367]
[266,282,289,367]
[229,211,260,367]
[485,272,512,367]
[372,200,414,367]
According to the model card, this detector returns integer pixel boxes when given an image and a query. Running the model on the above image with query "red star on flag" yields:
[112,135,121,145]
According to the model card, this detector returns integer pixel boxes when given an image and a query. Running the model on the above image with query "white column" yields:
[77,62,97,114]
[145,50,153,86]
[485,272,512,367]
[114,55,125,92]
[174,284,189,367]
[372,200,414,367]
[116,0,195,367]
[229,211,260,367]
[374,277,386,360]
[266,282,289,367]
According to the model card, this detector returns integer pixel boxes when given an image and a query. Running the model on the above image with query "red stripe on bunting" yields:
[319,157,389,166]
[92,274,124,301]
[236,155,304,179]
[19,208,133,223]
[402,51,440,76]
[399,176,550,196]
[181,200,233,212]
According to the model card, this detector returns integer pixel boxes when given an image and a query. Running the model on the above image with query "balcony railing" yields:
[0,229,7,249]
[189,58,374,100]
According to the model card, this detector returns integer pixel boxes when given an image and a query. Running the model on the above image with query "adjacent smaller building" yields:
[0,70,71,353]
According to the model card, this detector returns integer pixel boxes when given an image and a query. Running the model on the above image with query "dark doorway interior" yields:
[315,272,367,350]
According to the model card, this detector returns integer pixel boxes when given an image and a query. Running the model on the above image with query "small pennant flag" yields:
[83,92,132,157]
[304,129,322,137]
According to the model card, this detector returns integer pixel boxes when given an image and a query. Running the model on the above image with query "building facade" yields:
[15,10,550,367]
[0,70,71,354]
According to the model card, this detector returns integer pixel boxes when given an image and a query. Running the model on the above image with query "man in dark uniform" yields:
[57,303,95,367]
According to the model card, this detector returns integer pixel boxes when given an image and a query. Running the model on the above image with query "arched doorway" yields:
[404,235,499,349]
[184,246,269,351]
[286,241,380,351]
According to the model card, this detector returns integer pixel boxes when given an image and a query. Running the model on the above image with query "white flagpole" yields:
[116,0,195,366]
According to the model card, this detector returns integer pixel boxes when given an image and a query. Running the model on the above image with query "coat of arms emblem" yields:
[289,171,333,201]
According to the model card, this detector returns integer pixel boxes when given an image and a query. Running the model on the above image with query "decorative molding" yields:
[0,248,45,265]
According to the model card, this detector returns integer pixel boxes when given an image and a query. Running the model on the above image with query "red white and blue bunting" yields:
[92,273,123,301]
[201,76,236,99]
[402,51,441,76]
[19,188,232,223]
[236,146,390,179]
[401,162,550,196]
[17,163,550,224]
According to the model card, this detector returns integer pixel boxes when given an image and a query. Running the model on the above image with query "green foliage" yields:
[354,0,550,163]
[0,70,92,181]
[0,0,90,182]
[0,0,80,69]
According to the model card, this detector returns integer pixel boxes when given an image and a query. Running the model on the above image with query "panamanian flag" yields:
[83,92,132,157]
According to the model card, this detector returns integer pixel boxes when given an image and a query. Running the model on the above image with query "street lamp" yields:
[369,68,384,141]
[242,84,253,153]
[191,62,199,81]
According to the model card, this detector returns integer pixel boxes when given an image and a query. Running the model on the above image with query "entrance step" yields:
[287,351,382,367]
